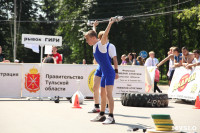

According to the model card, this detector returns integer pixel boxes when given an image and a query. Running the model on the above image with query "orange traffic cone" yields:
[193,96,200,109]
[72,94,82,109]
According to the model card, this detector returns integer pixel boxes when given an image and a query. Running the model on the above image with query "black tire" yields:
[121,93,169,107]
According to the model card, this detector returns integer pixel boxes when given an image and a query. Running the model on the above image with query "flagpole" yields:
[13,0,17,61]
[40,45,44,63]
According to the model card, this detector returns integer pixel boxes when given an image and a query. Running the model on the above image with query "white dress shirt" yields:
[145,57,159,67]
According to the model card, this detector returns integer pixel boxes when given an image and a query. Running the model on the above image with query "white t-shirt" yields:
[169,59,175,70]
[192,57,200,64]
[167,59,175,77]
[93,41,117,58]
[145,57,159,67]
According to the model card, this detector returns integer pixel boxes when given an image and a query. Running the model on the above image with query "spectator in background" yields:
[181,46,194,68]
[125,56,132,65]
[83,59,86,64]
[136,56,144,66]
[173,47,182,67]
[156,47,175,85]
[128,53,133,64]
[0,46,10,63]
[186,50,200,69]
[43,54,56,64]
[14,59,19,63]
[121,54,127,65]
[132,53,137,65]
[52,46,62,64]
[145,51,159,66]
[145,51,162,93]
[0,46,5,62]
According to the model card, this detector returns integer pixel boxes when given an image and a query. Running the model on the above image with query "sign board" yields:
[22,34,62,46]
[22,63,41,97]
[114,65,146,96]
[139,50,148,59]
[0,63,22,98]
[1,64,153,98]
[168,67,200,100]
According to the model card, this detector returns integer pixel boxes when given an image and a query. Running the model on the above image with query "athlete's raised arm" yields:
[93,20,99,32]
[101,18,115,45]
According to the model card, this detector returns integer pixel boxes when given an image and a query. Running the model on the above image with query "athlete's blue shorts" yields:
[94,66,115,88]
[94,65,102,77]
[100,73,115,88]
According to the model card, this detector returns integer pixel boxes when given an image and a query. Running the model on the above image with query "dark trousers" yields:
[154,81,162,93]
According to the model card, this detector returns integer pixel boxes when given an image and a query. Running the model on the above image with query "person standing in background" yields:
[52,46,62,64]
[136,56,144,66]
[173,47,182,67]
[145,51,162,93]
[43,54,56,64]
[145,51,159,66]
[125,56,132,65]
[83,59,86,64]
[186,50,200,69]
[156,47,175,85]
[132,53,137,65]
[0,46,5,62]
[128,53,133,64]
[121,54,127,65]
[181,46,194,68]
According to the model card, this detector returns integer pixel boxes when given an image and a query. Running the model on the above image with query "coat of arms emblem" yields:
[25,67,40,93]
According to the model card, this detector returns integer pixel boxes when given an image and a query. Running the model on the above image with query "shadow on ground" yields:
[115,122,153,132]
[115,113,151,119]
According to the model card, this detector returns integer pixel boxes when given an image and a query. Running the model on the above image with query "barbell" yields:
[87,16,124,26]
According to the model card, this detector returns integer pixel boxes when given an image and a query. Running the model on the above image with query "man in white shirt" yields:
[186,50,200,69]
[145,51,159,67]
[145,51,162,93]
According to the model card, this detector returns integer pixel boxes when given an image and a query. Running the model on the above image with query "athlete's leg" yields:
[100,87,106,112]
[105,85,114,114]
[93,76,101,104]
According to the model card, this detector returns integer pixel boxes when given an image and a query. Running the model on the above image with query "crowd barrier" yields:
[168,66,200,100]
[0,63,156,98]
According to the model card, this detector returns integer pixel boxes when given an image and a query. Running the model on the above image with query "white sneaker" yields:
[105,108,109,114]
[102,116,115,124]
[88,108,100,113]
[90,114,106,122]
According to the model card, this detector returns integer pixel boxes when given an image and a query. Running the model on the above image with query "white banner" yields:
[22,64,41,97]
[114,65,146,97]
[41,64,94,97]
[0,63,22,98]
[22,34,62,46]
[168,66,200,100]
[40,64,147,98]
[1,64,150,98]
[145,67,156,93]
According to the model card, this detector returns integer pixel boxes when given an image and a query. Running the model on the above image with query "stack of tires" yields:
[121,93,169,107]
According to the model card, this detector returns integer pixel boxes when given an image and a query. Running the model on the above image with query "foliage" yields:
[0,0,199,70]
[178,5,200,30]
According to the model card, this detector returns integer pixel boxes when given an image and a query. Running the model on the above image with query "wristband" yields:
[115,69,118,73]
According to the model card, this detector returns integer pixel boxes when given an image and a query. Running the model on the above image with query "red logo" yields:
[25,67,40,93]
[177,74,190,92]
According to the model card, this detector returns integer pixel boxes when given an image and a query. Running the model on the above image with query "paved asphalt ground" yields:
[0,85,199,133]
